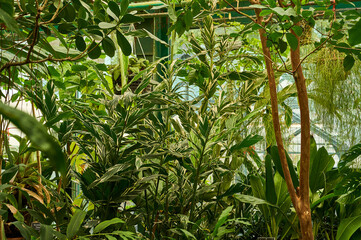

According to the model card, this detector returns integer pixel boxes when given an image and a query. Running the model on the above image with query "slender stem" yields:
[252,6,298,206]
[223,0,257,23]
[290,26,313,240]
[31,100,42,184]
[188,121,215,224]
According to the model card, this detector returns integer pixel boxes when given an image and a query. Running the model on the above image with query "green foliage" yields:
[0,101,67,175]
[2,0,361,239]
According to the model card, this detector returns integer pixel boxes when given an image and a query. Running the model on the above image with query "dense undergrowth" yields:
[2,0,361,239]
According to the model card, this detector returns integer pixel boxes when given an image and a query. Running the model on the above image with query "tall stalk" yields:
[250,2,314,239]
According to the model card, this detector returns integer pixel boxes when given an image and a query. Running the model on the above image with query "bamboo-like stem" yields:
[31,100,42,184]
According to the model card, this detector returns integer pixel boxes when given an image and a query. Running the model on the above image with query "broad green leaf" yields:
[120,0,129,16]
[279,39,287,53]
[106,235,117,240]
[184,10,193,30]
[88,42,102,59]
[178,229,197,239]
[234,194,275,206]
[64,4,76,22]
[40,224,53,240]
[265,155,277,204]
[75,36,86,51]
[343,55,355,71]
[0,102,66,175]
[260,9,273,16]
[292,25,303,36]
[212,206,233,237]
[309,146,334,192]
[340,143,361,168]
[230,135,263,152]
[116,30,131,56]
[337,215,361,240]
[12,221,39,240]
[94,218,125,233]
[1,165,18,184]
[348,19,361,46]
[102,36,116,57]
[283,103,292,128]
[99,22,117,29]
[108,1,120,16]
[0,0,14,16]
[107,7,119,21]
[286,33,298,50]
[66,209,87,239]
[271,6,286,15]
[58,23,76,34]
[72,65,88,71]
[284,8,297,16]
[119,14,144,24]
[269,145,299,188]
[311,193,336,209]
[80,0,92,13]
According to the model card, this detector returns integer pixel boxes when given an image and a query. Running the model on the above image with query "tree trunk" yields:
[250,4,314,240]
[290,26,313,240]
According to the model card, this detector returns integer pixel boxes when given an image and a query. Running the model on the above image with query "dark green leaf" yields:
[40,225,53,240]
[76,36,86,51]
[58,23,76,34]
[230,135,263,152]
[309,146,334,192]
[66,209,87,239]
[343,55,355,71]
[292,25,303,36]
[102,37,116,57]
[212,206,233,237]
[71,65,88,71]
[94,218,125,233]
[64,4,76,22]
[348,19,361,46]
[108,1,120,16]
[268,145,299,188]
[116,30,131,56]
[119,14,144,24]
[88,42,102,59]
[184,10,193,30]
[286,33,298,50]
[120,0,129,16]
[234,194,275,206]
[265,155,277,204]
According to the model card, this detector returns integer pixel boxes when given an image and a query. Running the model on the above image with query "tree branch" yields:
[223,0,257,23]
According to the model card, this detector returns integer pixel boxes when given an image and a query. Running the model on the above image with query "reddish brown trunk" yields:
[250,4,314,240]
[290,27,313,240]
[253,6,298,209]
